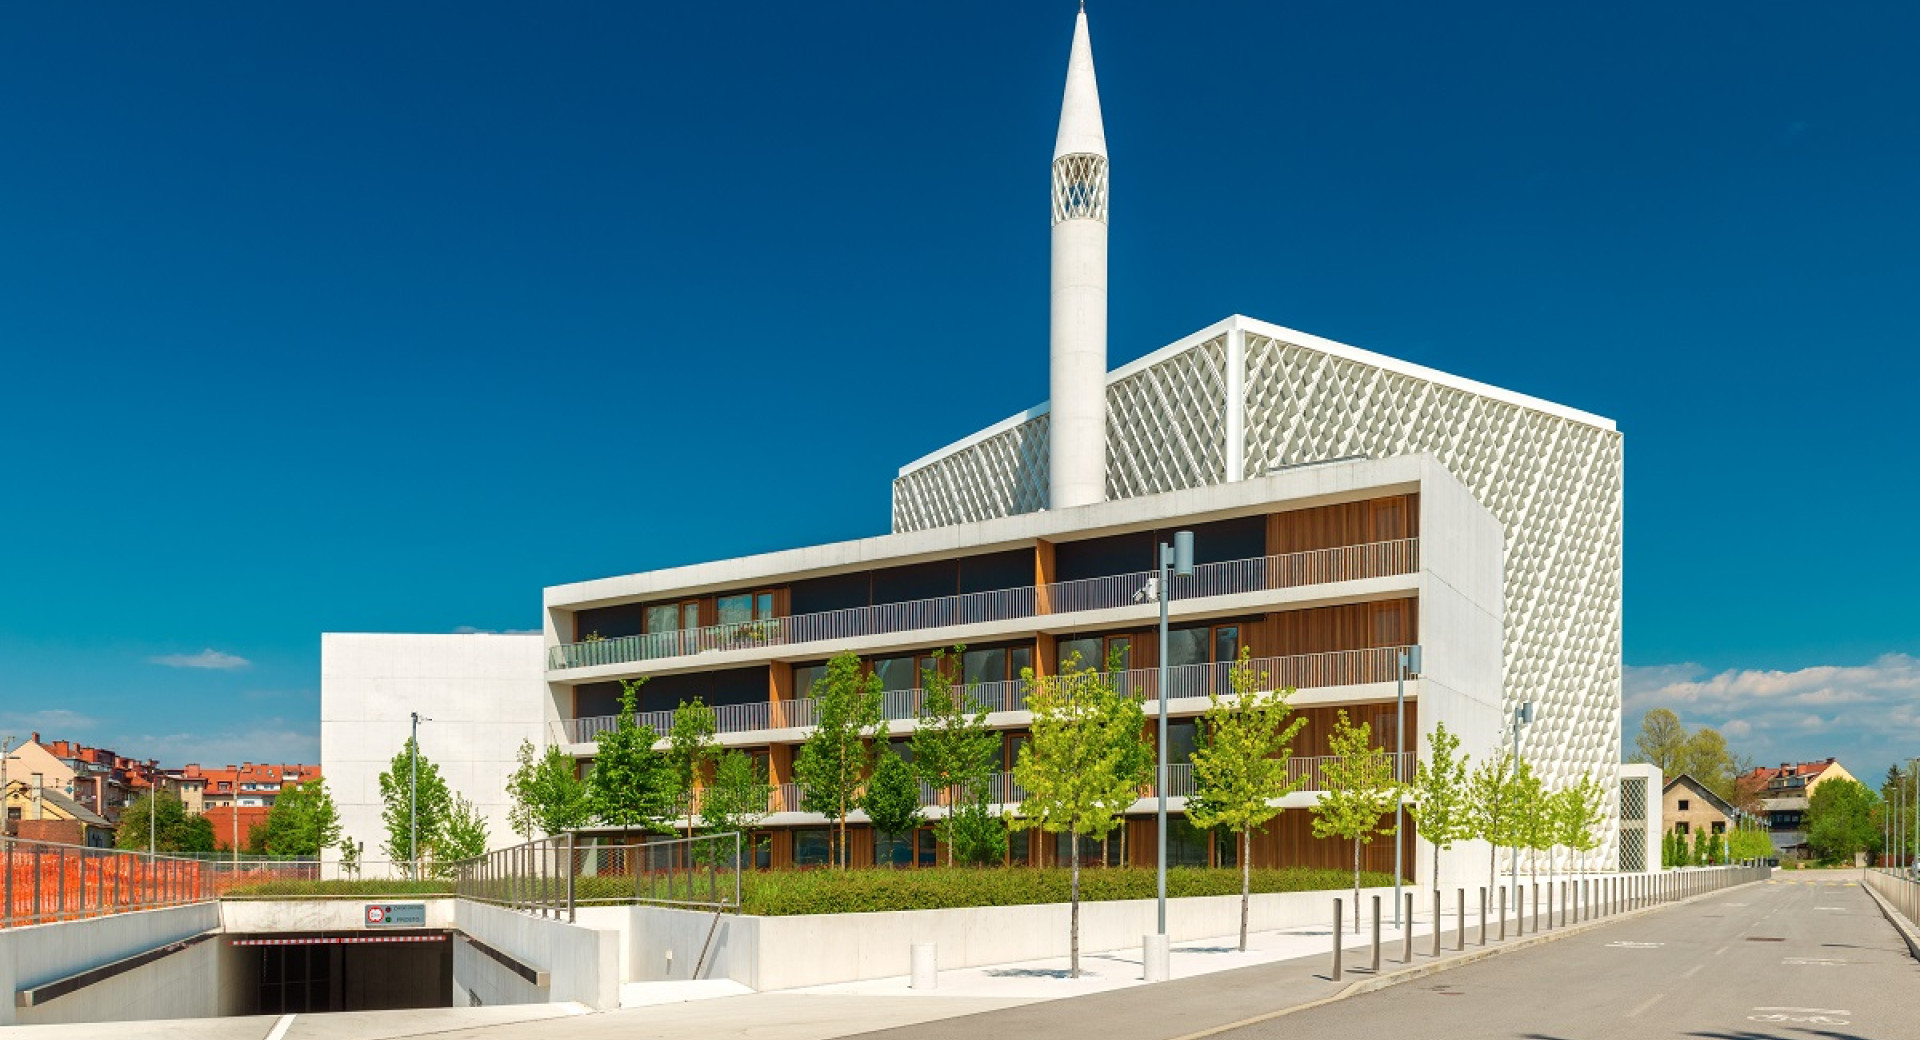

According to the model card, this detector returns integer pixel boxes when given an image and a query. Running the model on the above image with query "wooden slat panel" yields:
[1266,494,1419,555]
[1248,599,1418,659]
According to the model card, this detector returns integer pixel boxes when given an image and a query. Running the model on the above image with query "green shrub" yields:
[221,879,455,898]
[737,866,1392,917]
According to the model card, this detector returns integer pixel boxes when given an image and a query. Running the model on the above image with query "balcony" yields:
[548,538,1419,672]
[554,644,1415,745]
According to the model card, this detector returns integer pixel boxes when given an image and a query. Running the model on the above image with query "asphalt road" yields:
[1226,870,1917,1040]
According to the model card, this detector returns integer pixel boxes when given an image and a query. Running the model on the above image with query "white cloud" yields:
[1624,653,1920,781]
[148,648,251,670]
[0,708,99,740]
[122,719,320,768]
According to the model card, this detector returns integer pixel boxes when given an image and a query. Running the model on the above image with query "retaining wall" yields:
[453,900,619,1009]
[0,902,222,1026]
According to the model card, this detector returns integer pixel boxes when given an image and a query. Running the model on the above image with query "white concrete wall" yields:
[453,899,619,1009]
[219,897,457,933]
[0,902,221,1026]
[322,633,546,868]
[632,885,1406,991]
[1413,460,1507,889]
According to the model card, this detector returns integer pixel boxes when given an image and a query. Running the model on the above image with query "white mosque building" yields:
[323,8,1641,879]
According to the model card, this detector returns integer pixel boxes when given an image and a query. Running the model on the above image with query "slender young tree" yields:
[795,652,884,869]
[700,748,772,865]
[1551,773,1607,874]
[1013,651,1139,977]
[1310,709,1400,932]
[862,748,924,866]
[1466,747,1522,900]
[1512,760,1552,889]
[435,793,490,876]
[1186,649,1308,950]
[911,647,1001,866]
[507,739,592,838]
[667,697,721,836]
[1405,721,1472,897]
[589,678,675,844]
[378,737,452,868]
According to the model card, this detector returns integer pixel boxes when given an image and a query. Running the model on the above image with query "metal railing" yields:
[555,644,1415,745]
[2,837,218,928]
[454,831,743,922]
[549,538,1419,671]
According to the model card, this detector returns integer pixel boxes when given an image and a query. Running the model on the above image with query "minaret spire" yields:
[1048,5,1109,511]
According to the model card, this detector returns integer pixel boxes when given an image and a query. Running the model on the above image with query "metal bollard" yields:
[1402,893,1414,963]
[1499,885,1507,940]
[1478,886,1487,946]
[1332,898,1343,981]
[1456,888,1466,951]
[1371,895,1382,973]
[1432,890,1442,957]
[1532,883,1541,933]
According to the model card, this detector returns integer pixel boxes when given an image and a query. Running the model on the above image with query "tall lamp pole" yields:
[1154,530,1194,937]
[1909,759,1918,876]
[409,712,431,881]
[1509,701,1533,907]
[1,736,13,838]
[1391,646,1422,927]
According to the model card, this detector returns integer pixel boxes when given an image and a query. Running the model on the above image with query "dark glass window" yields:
[1010,646,1033,680]
[1167,720,1199,765]
[1167,628,1209,669]
[963,648,1007,687]
[751,833,773,870]
[794,829,836,867]
[1214,625,1241,664]
[1055,831,1123,866]
[1010,828,1031,865]
[717,595,753,626]
[1166,816,1211,867]
[1058,637,1102,672]
[872,656,917,692]
[794,664,827,699]
[645,605,680,633]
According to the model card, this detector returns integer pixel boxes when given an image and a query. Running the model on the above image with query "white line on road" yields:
[1753,1007,1853,1014]
[1625,993,1665,1018]
[1713,945,1728,955]
[263,1015,296,1040]
[1679,964,1703,979]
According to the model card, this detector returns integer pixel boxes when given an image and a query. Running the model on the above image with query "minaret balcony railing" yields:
[554,644,1415,746]
[548,538,1417,673]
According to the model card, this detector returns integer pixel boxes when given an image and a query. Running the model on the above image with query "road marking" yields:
[1680,963,1704,979]
[263,1016,297,1040]
[1750,1013,1850,1025]
[1782,957,1849,966]
[1754,1006,1852,1015]
[1605,941,1664,948]
[1815,906,1846,910]
[1625,992,1665,1018]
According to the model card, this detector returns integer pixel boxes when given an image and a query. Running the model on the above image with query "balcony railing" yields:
[554,645,1413,745]
[549,538,1419,671]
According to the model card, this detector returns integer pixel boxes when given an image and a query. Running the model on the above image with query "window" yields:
[1711,821,1726,835]
[793,829,837,868]
[1055,830,1123,867]
[717,590,778,626]
[1678,799,1690,811]
[1166,816,1211,867]
[794,664,828,699]
[875,827,937,868]
[1058,636,1102,671]
[1674,822,1689,835]
[1167,720,1199,765]
[750,832,773,870]
[1166,627,1209,669]
[962,647,1006,688]
[872,656,917,692]
[646,602,700,633]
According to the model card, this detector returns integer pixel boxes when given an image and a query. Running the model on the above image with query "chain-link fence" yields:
[2,836,217,928]
[454,832,743,922]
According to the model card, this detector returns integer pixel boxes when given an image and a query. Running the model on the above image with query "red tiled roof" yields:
[1743,758,1840,784]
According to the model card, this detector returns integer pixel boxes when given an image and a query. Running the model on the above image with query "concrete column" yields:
[1142,934,1169,983]
[1224,321,1245,483]
[911,943,937,989]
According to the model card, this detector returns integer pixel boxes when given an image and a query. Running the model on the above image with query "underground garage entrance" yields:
[226,931,452,1014]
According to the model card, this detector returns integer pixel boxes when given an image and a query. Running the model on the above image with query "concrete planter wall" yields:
[0,902,222,1027]
[454,900,619,1009]
[631,884,1407,991]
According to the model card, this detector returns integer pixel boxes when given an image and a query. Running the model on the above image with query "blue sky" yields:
[0,2,1913,783]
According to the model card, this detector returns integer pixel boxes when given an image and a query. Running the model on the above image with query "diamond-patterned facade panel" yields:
[891,414,1049,533]
[893,329,1625,870]
[1052,154,1110,225]
[1106,336,1227,500]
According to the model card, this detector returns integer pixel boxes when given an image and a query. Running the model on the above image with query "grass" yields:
[216,865,1388,910]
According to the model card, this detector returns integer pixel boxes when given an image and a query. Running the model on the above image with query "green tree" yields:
[378,736,452,876]
[1728,818,1773,861]
[1550,773,1606,875]
[1467,749,1523,899]
[1186,649,1308,951]
[862,748,924,866]
[667,697,720,837]
[910,648,1001,866]
[1013,651,1141,977]
[1806,778,1880,865]
[506,739,592,838]
[1310,709,1400,932]
[253,778,342,857]
[113,791,215,854]
[1511,760,1552,888]
[699,749,772,864]
[795,652,885,869]
[1679,728,1740,803]
[1405,721,1472,897]
[339,838,362,877]
[1690,828,1707,866]
[436,793,490,876]
[1630,708,1689,775]
[946,795,1008,866]
[588,678,675,842]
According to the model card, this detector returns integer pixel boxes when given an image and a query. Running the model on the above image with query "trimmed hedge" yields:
[738,866,1394,916]
[221,879,455,898]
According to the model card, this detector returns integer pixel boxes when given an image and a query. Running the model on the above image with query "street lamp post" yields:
[409,712,431,881]
[1909,759,1918,877]
[1154,530,1193,937]
[1391,647,1422,927]
[1509,701,1533,908]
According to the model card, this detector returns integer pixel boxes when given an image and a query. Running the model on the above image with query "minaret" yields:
[1048,4,1108,510]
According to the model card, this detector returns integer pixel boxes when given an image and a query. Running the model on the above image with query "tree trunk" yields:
[1432,846,1440,904]
[946,783,956,867]
[1070,826,1082,978]
[1351,837,1361,933]
[1239,828,1251,952]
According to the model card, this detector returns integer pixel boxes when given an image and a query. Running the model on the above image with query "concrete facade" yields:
[453,899,619,1010]
[321,633,546,871]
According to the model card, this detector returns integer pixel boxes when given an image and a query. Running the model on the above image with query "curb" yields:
[1164,874,1767,1040]
[1858,873,1920,962]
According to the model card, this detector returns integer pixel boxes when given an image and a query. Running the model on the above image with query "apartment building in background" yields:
[178,762,323,812]
[1,734,160,827]
[1744,757,1853,859]
[322,6,1631,878]
[1,777,115,847]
